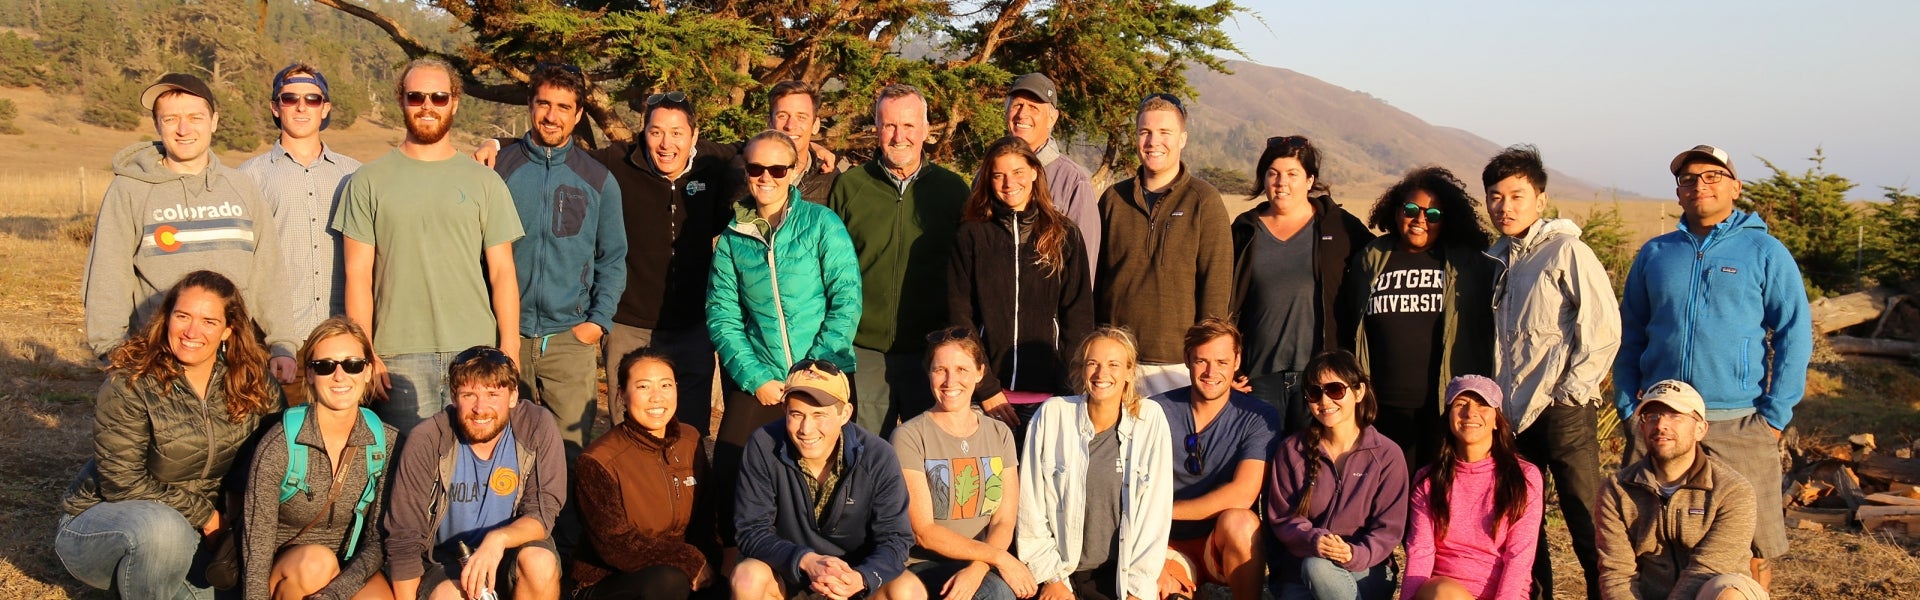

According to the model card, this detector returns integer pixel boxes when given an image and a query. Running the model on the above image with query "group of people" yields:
[58,55,1810,600]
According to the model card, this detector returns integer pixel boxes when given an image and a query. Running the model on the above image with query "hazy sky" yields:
[1222,0,1919,199]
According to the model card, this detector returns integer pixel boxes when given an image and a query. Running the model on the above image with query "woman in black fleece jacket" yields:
[946,136,1094,434]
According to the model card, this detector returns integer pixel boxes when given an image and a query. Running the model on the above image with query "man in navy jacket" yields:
[732,361,921,600]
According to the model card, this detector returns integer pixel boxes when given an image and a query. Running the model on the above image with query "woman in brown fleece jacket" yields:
[571,347,721,600]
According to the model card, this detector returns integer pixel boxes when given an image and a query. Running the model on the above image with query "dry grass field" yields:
[1,87,1916,599]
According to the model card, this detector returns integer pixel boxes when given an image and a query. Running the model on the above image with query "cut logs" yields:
[1782,446,1920,538]
[1828,336,1920,357]
[1811,287,1899,335]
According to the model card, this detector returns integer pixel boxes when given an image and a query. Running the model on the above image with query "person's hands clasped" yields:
[1315,532,1353,564]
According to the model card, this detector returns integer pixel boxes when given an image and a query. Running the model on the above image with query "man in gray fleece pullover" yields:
[83,74,299,378]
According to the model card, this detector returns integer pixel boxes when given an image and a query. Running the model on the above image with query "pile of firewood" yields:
[1785,434,1920,538]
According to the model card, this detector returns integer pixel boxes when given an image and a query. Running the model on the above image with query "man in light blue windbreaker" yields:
[1612,144,1811,594]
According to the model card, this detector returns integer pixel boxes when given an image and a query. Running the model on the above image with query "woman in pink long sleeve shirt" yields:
[1402,375,1543,600]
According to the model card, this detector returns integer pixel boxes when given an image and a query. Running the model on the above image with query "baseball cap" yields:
[1008,73,1057,105]
[140,73,217,113]
[1444,374,1503,408]
[783,360,851,407]
[1669,144,1737,179]
[270,64,333,131]
[1637,379,1706,420]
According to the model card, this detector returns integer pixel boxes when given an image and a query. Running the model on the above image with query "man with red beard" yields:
[385,346,567,600]
[335,57,525,436]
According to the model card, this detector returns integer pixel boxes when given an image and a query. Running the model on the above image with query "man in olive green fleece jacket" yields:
[1094,94,1233,397]
[825,84,967,438]
[1596,380,1770,600]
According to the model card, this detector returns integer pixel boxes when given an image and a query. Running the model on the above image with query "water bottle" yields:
[455,540,500,600]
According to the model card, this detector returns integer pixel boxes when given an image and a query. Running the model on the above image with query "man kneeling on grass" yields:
[732,361,922,600]
[385,346,566,600]
[1596,380,1768,600]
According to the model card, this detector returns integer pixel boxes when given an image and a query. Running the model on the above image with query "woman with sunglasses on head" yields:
[1263,350,1407,600]
[948,136,1095,438]
[1400,375,1541,600]
[891,328,1034,600]
[242,316,398,600]
[1229,136,1375,434]
[708,129,863,549]
[57,271,284,598]
[570,348,722,600]
[1018,326,1173,600]
[1347,166,1497,470]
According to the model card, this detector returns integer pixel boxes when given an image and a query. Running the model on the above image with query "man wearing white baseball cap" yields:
[1594,380,1769,600]
[1611,145,1811,590]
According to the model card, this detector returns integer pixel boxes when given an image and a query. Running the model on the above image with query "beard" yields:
[406,107,451,144]
[457,413,507,445]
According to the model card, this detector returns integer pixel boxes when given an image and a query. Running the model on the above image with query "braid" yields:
[1293,425,1325,518]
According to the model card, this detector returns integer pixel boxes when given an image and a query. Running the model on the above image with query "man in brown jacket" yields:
[1595,380,1769,600]
[1094,94,1232,397]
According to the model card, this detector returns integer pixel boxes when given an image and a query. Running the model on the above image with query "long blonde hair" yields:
[1070,325,1143,417]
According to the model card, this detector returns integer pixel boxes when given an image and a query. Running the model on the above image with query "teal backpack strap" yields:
[278,405,312,504]
[342,407,389,559]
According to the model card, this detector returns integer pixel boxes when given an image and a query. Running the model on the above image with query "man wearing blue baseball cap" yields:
[238,64,363,394]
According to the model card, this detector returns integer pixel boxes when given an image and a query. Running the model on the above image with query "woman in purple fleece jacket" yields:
[1264,350,1408,600]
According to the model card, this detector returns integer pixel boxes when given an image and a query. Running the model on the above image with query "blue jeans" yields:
[907,559,1017,600]
[380,351,457,435]
[1277,556,1394,600]
[54,500,214,600]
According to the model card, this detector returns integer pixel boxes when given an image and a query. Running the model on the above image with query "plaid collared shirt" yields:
[796,437,846,526]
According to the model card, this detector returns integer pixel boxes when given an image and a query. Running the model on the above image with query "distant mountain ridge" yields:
[1173,60,1617,206]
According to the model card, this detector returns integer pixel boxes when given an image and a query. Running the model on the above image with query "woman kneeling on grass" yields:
[1399,375,1542,600]
[243,316,398,599]
[1017,326,1173,600]
[56,270,283,598]
[1264,350,1406,600]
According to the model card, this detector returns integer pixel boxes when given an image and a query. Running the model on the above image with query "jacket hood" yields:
[1493,217,1582,256]
[113,141,221,185]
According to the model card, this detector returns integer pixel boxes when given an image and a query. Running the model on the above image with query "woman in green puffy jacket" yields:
[56,270,283,598]
[706,129,863,546]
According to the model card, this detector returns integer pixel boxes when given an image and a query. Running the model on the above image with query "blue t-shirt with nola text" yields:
[438,424,522,548]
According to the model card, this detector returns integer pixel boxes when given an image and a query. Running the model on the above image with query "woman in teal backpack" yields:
[707,129,863,549]
[242,316,399,600]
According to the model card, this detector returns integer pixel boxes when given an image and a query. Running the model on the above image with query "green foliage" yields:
[81,79,143,131]
[213,80,266,152]
[1737,147,1862,298]
[1863,187,1920,287]
[1573,201,1635,298]
[1197,165,1254,198]
[0,32,46,87]
[0,98,20,135]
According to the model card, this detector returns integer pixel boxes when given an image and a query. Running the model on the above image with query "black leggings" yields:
[576,564,693,600]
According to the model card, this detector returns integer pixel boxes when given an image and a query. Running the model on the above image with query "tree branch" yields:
[309,0,434,58]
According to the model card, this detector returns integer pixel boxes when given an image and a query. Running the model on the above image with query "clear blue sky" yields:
[1222,0,1919,199]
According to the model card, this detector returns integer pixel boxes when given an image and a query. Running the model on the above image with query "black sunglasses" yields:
[646,91,689,107]
[535,62,584,77]
[276,93,326,107]
[404,91,453,107]
[1139,93,1186,115]
[1400,202,1443,222]
[308,357,370,376]
[745,163,793,178]
[1305,381,1358,402]
[925,326,977,345]
[1266,135,1308,149]
[1183,433,1204,476]
[789,358,843,376]
[453,346,512,367]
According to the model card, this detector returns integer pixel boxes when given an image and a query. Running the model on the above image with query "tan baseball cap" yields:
[1669,144,1737,179]
[1637,379,1706,420]
[783,361,851,407]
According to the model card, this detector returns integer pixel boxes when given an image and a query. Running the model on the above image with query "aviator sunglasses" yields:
[404,91,453,107]
[307,357,370,376]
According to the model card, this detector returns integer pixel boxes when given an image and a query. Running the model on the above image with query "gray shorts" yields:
[1701,414,1787,559]
[417,537,559,600]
